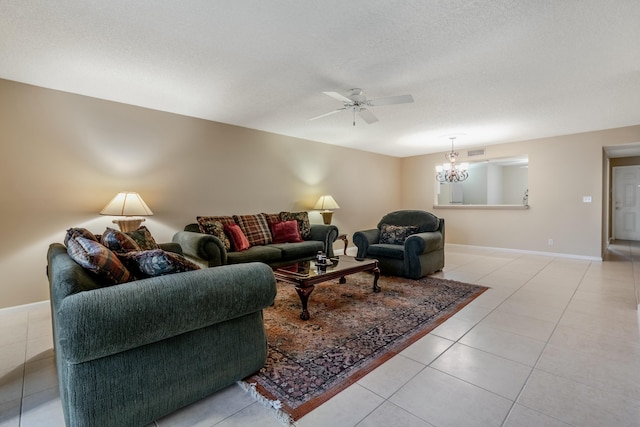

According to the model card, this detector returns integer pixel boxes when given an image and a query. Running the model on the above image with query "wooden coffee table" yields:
[274,255,380,320]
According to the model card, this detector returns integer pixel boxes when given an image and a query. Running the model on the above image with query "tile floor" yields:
[2,242,639,427]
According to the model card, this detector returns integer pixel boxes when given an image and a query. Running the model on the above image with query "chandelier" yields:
[435,137,469,183]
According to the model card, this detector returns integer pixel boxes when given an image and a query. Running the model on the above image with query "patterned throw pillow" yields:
[262,212,282,228]
[224,223,251,251]
[379,224,420,245]
[279,211,311,240]
[197,216,234,251]
[66,236,132,286]
[125,226,160,250]
[233,214,273,246]
[64,227,99,246]
[271,220,303,243]
[119,249,200,279]
[101,227,141,254]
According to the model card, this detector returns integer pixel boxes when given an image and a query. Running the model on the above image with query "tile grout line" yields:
[498,258,592,427]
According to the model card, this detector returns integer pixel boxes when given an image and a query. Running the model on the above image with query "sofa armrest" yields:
[55,262,277,364]
[404,231,443,255]
[172,231,226,267]
[353,228,380,258]
[158,242,183,255]
[309,224,339,257]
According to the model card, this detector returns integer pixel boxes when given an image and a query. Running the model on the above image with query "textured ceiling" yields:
[1,0,639,157]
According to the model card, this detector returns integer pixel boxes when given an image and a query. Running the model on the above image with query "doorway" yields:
[612,165,640,240]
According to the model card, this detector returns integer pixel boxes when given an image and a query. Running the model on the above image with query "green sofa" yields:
[173,222,338,268]
[47,242,277,427]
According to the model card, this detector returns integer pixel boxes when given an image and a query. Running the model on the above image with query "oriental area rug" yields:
[241,272,488,424]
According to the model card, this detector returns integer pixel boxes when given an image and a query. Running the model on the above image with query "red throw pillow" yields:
[224,223,251,251]
[271,220,303,244]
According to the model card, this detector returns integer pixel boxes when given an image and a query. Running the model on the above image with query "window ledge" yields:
[433,204,530,210]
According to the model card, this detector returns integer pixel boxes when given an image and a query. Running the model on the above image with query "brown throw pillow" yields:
[64,227,99,246]
[197,216,234,250]
[101,227,141,254]
[66,236,132,286]
[119,249,200,279]
[125,226,159,250]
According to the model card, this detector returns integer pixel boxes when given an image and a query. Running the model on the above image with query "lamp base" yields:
[112,218,145,232]
[320,211,333,225]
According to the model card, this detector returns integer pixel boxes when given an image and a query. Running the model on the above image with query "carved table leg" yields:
[372,265,381,293]
[295,285,315,320]
[339,276,346,284]
[337,234,348,255]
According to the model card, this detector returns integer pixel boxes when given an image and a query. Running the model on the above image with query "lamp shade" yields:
[100,192,154,216]
[314,195,340,210]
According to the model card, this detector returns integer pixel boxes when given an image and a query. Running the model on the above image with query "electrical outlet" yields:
[548,238,554,246]
[583,196,592,203]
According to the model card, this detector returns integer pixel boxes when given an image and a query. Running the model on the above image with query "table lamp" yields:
[314,195,340,225]
[100,192,154,232]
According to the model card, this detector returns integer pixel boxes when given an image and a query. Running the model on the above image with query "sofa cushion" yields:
[197,216,234,250]
[226,245,282,264]
[234,214,273,246]
[367,243,405,260]
[271,240,323,260]
[120,249,200,279]
[224,224,251,251]
[379,224,419,245]
[125,226,160,250]
[279,211,311,240]
[271,220,303,243]
[101,227,141,254]
[66,236,132,286]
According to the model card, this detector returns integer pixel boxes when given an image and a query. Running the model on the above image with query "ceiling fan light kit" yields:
[309,88,414,126]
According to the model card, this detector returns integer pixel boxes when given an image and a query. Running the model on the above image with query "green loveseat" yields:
[173,222,338,268]
[47,243,277,427]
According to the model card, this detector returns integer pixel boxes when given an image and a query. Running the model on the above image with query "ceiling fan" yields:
[309,88,414,126]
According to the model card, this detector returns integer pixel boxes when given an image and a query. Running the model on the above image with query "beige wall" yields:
[401,126,640,258]
[3,77,640,309]
[0,79,401,309]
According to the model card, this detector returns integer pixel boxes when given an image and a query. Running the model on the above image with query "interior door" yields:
[613,166,640,240]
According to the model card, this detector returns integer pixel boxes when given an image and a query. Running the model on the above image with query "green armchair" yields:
[353,210,445,279]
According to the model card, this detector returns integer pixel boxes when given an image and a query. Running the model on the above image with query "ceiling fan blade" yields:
[323,91,353,104]
[368,94,414,106]
[358,108,379,124]
[308,108,345,121]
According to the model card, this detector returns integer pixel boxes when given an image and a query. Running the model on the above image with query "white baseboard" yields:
[446,243,603,262]
[0,300,49,314]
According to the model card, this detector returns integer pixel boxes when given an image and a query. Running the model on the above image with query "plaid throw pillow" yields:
[279,211,311,240]
[66,236,132,286]
[233,214,273,246]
